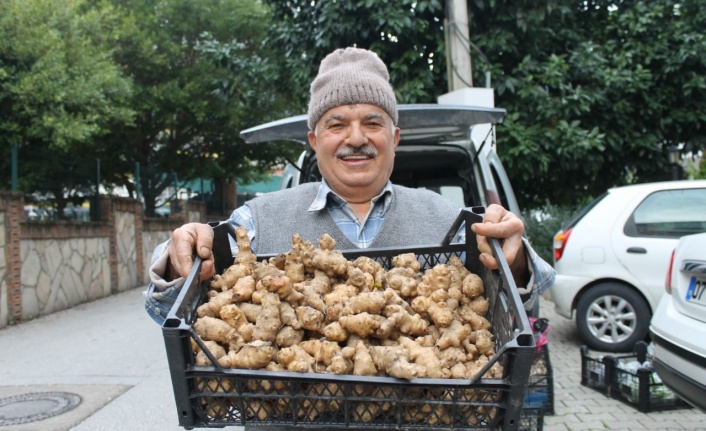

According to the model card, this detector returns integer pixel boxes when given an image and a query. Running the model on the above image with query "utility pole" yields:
[446,0,473,91]
[439,0,496,153]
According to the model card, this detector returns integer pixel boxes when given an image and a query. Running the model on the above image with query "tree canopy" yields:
[2,0,704,215]
[0,0,134,213]
[262,0,706,209]
[469,0,706,207]
[100,0,300,215]
[263,0,447,107]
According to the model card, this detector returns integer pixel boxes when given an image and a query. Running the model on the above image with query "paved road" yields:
[0,287,702,431]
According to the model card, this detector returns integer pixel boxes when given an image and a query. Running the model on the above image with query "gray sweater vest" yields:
[246,183,461,255]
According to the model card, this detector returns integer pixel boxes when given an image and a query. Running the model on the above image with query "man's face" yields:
[308,104,400,202]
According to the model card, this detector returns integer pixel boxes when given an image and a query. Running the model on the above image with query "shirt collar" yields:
[309,179,394,212]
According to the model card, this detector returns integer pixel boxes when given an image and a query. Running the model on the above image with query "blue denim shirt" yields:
[144,180,556,324]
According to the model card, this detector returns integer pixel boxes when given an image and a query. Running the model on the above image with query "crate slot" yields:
[524,345,554,415]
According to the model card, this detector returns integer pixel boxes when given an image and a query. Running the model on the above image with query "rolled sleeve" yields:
[143,239,187,325]
[143,205,256,325]
[517,238,556,312]
[525,238,556,295]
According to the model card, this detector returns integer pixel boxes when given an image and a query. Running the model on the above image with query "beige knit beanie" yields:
[307,47,398,131]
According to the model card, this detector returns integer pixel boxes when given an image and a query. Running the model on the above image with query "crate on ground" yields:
[524,344,554,415]
[517,408,543,431]
[608,342,692,413]
[161,208,536,430]
[580,345,610,395]
[580,342,692,413]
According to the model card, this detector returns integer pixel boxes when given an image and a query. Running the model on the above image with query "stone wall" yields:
[0,192,206,328]
[20,234,111,320]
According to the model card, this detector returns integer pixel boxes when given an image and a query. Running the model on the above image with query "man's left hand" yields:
[471,204,529,287]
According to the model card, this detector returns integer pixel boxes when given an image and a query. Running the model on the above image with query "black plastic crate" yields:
[580,346,610,395]
[523,345,554,415]
[161,208,536,430]
[580,343,692,413]
[517,408,543,431]
[608,345,692,413]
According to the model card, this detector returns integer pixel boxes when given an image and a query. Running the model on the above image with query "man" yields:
[145,47,555,325]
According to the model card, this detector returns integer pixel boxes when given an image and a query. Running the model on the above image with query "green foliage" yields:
[0,0,133,149]
[3,0,705,219]
[523,202,587,266]
[687,154,706,179]
[101,0,298,215]
[262,0,446,107]
[0,0,134,215]
[469,0,706,208]
[697,161,706,179]
[259,0,705,211]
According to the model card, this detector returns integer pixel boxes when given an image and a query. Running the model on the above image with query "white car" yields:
[550,180,706,352]
[650,231,706,412]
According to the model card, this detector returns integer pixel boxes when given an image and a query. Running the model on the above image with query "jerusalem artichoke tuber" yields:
[191,231,501,390]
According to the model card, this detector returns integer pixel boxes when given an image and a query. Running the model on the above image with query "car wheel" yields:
[575,282,650,353]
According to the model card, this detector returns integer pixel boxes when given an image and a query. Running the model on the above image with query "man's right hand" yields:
[166,222,215,281]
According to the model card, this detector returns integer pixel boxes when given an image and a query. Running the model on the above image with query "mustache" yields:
[335,144,378,158]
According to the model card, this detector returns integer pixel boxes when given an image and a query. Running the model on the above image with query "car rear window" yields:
[624,187,706,238]
[563,193,608,230]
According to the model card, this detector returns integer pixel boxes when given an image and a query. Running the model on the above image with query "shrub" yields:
[523,203,582,266]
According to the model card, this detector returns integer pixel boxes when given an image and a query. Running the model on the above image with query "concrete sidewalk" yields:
[0,286,193,431]
[0,287,702,430]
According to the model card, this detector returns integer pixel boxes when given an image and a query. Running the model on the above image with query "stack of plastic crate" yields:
[520,318,555,431]
[580,341,691,413]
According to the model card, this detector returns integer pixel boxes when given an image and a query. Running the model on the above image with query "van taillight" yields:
[553,228,572,262]
[665,249,675,295]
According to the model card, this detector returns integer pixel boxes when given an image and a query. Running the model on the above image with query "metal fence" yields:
[5,145,189,221]
[5,145,281,222]
[8,147,100,222]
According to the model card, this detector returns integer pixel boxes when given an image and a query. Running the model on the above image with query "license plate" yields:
[685,276,706,306]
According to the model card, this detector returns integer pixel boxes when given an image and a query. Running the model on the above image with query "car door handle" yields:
[627,247,647,254]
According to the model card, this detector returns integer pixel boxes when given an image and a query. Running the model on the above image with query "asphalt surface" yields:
[0,287,702,431]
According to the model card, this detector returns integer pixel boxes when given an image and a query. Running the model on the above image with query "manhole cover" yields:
[0,392,82,426]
